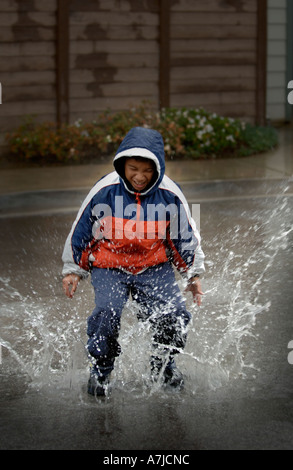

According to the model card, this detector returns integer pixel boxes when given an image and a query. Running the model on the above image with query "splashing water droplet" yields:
[1,183,292,398]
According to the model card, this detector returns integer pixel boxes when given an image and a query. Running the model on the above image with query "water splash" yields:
[98,190,292,394]
[1,184,292,397]
[179,188,293,391]
[0,276,90,392]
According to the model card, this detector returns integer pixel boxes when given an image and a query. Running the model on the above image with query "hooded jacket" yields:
[62,127,205,279]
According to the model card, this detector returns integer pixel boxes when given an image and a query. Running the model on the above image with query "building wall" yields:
[170,0,258,120]
[0,0,57,149]
[69,0,160,124]
[0,0,267,153]
[266,0,287,122]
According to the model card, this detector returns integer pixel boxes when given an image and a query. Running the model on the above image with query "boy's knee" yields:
[152,309,191,352]
[87,333,121,360]
[87,306,122,360]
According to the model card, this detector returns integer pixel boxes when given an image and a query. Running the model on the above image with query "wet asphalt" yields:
[0,178,293,451]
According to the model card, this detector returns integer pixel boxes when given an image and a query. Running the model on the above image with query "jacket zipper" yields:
[135,192,141,222]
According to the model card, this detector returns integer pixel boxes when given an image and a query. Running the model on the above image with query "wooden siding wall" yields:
[0,0,57,148]
[0,0,266,151]
[266,0,287,122]
[170,0,259,120]
[69,0,160,124]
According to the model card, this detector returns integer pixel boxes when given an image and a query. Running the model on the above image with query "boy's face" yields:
[124,158,155,192]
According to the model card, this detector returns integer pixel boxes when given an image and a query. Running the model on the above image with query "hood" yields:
[113,127,165,196]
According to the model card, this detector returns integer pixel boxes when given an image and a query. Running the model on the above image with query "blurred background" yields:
[0,0,292,157]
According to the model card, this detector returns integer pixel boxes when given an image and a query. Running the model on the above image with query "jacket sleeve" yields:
[61,172,119,279]
[161,176,205,279]
[61,198,95,279]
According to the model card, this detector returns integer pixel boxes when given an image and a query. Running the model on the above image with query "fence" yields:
[0,0,267,151]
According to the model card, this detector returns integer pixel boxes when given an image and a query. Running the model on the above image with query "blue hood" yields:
[113,127,165,195]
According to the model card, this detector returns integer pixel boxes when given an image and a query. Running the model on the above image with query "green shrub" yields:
[237,124,279,157]
[5,104,278,164]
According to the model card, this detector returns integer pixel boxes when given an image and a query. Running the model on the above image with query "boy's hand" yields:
[185,277,204,306]
[62,274,81,298]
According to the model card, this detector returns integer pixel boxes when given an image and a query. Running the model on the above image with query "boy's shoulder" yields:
[159,174,183,195]
[89,171,120,194]
[83,171,120,204]
[93,170,119,187]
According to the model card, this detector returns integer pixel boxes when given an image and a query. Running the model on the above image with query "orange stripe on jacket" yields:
[80,216,170,274]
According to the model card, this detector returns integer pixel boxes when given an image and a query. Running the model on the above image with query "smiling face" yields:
[124,157,156,192]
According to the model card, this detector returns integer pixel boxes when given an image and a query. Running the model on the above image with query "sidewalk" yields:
[0,125,292,195]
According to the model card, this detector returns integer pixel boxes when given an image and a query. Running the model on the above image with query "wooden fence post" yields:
[56,0,70,125]
[159,0,170,109]
[256,0,267,126]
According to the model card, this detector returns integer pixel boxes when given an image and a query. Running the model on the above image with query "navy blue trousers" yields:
[87,262,191,378]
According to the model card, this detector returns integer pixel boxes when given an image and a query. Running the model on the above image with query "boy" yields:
[62,127,205,396]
